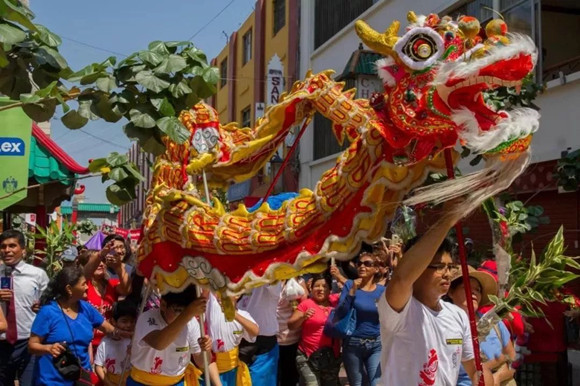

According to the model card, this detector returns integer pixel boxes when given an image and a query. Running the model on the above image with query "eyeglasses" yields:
[356,260,375,268]
[427,263,460,274]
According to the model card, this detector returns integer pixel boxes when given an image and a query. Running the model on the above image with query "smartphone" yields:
[0,277,11,290]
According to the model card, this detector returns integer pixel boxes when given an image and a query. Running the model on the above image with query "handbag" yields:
[53,303,93,385]
[307,346,340,372]
[323,306,357,338]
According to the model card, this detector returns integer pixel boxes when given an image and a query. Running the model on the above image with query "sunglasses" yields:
[356,260,375,268]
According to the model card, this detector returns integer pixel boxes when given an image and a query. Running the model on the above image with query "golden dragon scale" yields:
[138,11,539,303]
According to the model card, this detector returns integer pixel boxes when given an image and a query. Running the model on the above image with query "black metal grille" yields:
[314,0,374,49]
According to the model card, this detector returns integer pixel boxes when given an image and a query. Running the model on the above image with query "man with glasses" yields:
[377,203,492,386]
[128,285,214,386]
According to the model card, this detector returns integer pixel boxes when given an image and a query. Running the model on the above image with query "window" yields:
[313,112,349,160]
[315,0,375,49]
[243,29,252,65]
[446,0,580,82]
[219,58,227,88]
[273,0,286,35]
[241,106,251,128]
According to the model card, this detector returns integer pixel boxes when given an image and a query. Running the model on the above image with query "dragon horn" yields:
[354,19,400,56]
[407,11,418,23]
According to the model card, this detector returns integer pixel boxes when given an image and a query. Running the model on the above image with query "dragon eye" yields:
[394,27,444,70]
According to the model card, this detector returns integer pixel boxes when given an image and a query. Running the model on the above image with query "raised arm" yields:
[235,311,259,338]
[386,203,465,312]
[143,298,207,351]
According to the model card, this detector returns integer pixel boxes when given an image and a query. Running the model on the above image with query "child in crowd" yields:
[95,300,137,386]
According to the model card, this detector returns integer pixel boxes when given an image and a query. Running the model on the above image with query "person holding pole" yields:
[127,284,213,386]
[377,200,493,386]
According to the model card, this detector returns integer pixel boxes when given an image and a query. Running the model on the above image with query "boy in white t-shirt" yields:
[205,291,259,385]
[378,202,493,386]
[95,300,137,386]
[128,285,213,386]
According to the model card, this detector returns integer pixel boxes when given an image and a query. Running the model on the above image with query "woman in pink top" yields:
[288,274,341,385]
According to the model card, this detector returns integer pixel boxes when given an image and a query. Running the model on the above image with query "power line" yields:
[61,36,128,58]
[79,129,129,151]
[187,0,237,41]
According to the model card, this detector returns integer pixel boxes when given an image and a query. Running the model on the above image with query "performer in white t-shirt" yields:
[237,283,282,386]
[128,285,212,386]
[95,300,137,386]
[378,201,493,386]
[205,291,259,385]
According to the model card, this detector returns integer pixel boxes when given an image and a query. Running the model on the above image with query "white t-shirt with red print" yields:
[378,295,474,386]
[206,293,257,352]
[95,336,131,375]
[130,308,202,377]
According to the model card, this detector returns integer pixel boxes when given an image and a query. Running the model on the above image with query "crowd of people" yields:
[0,199,573,386]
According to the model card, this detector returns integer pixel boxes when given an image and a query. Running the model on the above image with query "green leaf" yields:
[109,167,129,182]
[34,46,68,69]
[151,97,175,117]
[93,95,123,122]
[124,164,145,181]
[106,152,129,167]
[186,47,208,65]
[167,79,192,98]
[123,123,166,155]
[96,75,117,92]
[156,116,189,144]
[22,98,57,122]
[106,183,137,205]
[138,50,164,66]
[88,158,109,173]
[0,46,8,67]
[165,41,190,48]
[0,22,27,44]
[61,109,89,129]
[189,75,216,99]
[129,107,156,128]
[78,99,99,120]
[0,0,37,31]
[135,70,170,92]
[33,24,62,47]
[148,41,170,55]
[154,54,187,74]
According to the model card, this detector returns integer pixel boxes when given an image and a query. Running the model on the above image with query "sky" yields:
[31,0,255,203]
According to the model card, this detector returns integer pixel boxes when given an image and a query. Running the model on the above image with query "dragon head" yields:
[356,11,538,160]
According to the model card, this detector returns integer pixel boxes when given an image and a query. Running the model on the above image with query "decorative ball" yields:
[486,19,508,38]
[458,16,481,40]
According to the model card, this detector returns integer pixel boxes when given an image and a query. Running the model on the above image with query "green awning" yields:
[28,136,76,185]
[60,203,119,215]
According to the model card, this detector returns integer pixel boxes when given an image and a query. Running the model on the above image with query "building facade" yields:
[210,0,300,203]
[118,142,155,229]
[298,0,580,247]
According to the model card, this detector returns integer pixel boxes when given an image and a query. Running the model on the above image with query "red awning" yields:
[32,123,89,174]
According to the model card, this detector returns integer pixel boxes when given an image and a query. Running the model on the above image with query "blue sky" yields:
[31,0,255,203]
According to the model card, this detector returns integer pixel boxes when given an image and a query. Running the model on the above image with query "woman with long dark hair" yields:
[335,244,385,386]
[28,266,129,385]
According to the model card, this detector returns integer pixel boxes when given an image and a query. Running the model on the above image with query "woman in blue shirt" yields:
[335,244,385,386]
[28,266,127,385]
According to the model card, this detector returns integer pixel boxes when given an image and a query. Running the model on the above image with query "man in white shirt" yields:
[128,285,212,386]
[237,283,282,386]
[378,202,492,386]
[0,230,49,386]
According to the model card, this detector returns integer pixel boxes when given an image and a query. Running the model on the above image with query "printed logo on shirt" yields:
[175,346,189,352]
[419,349,438,386]
[446,338,463,345]
[105,358,116,374]
[151,357,163,374]
[217,339,225,351]
[147,317,158,326]
[233,330,243,335]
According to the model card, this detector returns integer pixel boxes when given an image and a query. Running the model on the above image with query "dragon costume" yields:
[137,11,539,312]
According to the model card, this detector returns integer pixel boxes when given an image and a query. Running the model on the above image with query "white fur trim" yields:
[452,107,540,153]
[394,27,444,70]
[375,57,396,87]
[433,34,537,85]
